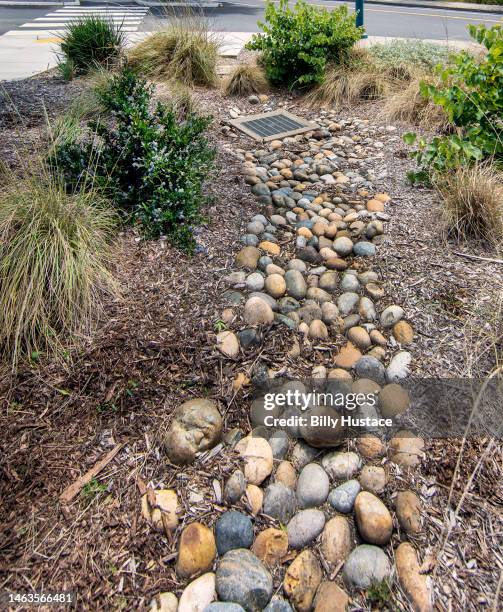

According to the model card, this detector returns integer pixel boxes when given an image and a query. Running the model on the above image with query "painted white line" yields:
[21,21,142,26]
[34,16,144,20]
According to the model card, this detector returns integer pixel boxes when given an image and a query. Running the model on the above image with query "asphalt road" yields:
[0,1,501,39]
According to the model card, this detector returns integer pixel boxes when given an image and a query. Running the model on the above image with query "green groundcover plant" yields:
[246,0,363,88]
[404,24,503,183]
[50,68,215,251]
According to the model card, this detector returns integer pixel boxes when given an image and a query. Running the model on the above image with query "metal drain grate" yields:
[230,110,317,142]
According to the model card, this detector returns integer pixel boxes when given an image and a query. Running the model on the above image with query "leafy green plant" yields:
[246,0,362,88]
[81,478,108,500]
[50,67,215,251]
[58,15,125,75]
[404,24,503,183]
[0,169,117,368]
[366,579,397,609]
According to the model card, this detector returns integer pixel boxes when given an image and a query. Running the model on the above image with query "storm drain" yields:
[230,110,317,142]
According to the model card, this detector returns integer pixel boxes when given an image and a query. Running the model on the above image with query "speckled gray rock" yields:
[264,597,294,612]
[247,221,265,236]
[268,430,290,459]
[380,305,404,328]
[246,272,265,292]
[263,482,297,523]
[204,604,246,612]
[355,355,386,385]
[287,259,307,273]
[215,511,254,555]
[284,269,307,300]
[224,470,246,504]
[340,274,360,292]
[290,441,320,468]
[342,545,392,590]
[296,463,330,509]
[353,242,376,257]
[337,292,360,316]
[287,509,326,549]
[216,549,273,611]
[322,452,362,481]
[328,480,361,513]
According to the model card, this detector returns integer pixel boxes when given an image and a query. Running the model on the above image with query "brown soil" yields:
[0,70,501,611]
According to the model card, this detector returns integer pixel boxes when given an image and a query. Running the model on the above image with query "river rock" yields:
[296,463,330,509]
[265,274,286,298]
[395,543,433,612]
[321,516,352,566]
[215,511,253,555]
[287,509,325,549]
[393,320,414,345]
[244,297,274,326]
[217,331,240,358]
[245,484,263,516]
[224,470,246,504]
[235,436,273,484]
[275,461,297,488]
[389,431,424,467]
[347,326,371,350]
[337,292,359,316]
[333,237,353,256]
[179,573,216,612]
[313,582,349,612]
[333,342,362,369]
[204,604,245,612]
[319,271,338,291]
[236,246,261,270]
[165,399,222,464]
[322,452,361,481]
[252,528,288,566]
[263,482,297,523]
[355,355,386,385]
[283,550,322,612]
[380,305,404,328]
[216,549,273,611]
[386,351,412,382]
[379,383,410,417]
[343,545,391,590]
[291,440,320,468]
[264,597,293,612]
[328,479,361,514]
[176,523,217,578]
[354,491,393,545]
[357,435,385,459]
[285,269,307,300]
[359,465,387,495]
[395,490,422,534]
[149,592,178,612]
[141,489,178,532]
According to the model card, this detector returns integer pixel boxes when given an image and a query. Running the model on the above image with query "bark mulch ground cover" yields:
[0,70,501,610]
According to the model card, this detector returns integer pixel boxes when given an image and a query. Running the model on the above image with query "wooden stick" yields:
[59,444,123,505]
[453,251,503,265]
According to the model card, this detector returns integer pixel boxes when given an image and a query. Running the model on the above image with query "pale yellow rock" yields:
[259,241,281,256]
[354,491,393,545]
[395,543,433,612]
[245,484,264,516]
[149,592,178,612]
[178,573,216,612]
[176,523,217,579]
[321,516,352,566]
[275,460,297,489]
[252,527,288,566]
[265,273,286,298]
[216,331,239,358]
[141,489,179,532]
[284,550,323,612]
[235,436,273,485]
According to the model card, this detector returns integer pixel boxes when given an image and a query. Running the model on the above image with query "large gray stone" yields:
[342,545,392,590]
[287,509,325,549]
[296,463,330,509]
[263,482,297,524]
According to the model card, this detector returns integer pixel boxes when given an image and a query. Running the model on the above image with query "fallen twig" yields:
[453,251,503,265]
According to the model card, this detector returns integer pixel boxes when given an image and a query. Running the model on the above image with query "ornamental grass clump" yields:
[0,170,117,367]
[58,15,125,77]
[223,64,268,97]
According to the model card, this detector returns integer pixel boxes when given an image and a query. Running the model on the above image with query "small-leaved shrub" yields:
[368,39,451,73]
[58,15,124,76]
[50,68,215,251]
[404,24,503,183]
[246,0,362,88]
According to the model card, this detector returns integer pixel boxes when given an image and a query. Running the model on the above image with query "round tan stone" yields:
[252,528,288,566]
[275,460,297,489]
[235,246,260,269]
[141,489,179,533]
[333,342,362,369]
[216,331,239,358]
[149,592,178,612]
[235,436,273,485]
[389,431,425,468]
[328,368,353,381]
[312,222,326,237]
[395,543,433,612]
[354,491,393,545]
[321,517,352,566]
[176,523,217,579]
[359,465,387,495]
[265,273,286,298]
[393,320,414,345]
[314,582,349,612]
[178,573,216,612]
[370,329,387,346]
[347,326,371,350]
[244,296,275,326]
[352,378,381,395]
[245,484,264,516]
[284,550,323,612]
[375,193,391,203]
[298,227,313,239]
[266,263,285,276]
[357,435,385,459]
[259,241,281,256]
[325,257,349,271]
[309,319,329,340]
[395,490,422,534]
[379,384,410,417]
[366,199,385,212]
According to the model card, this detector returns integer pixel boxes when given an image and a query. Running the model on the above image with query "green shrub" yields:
[50,68,215,251]
[128,19,219,87]
[404,24,503,183]
[0,170,117,367]
[246,0,363,88]
[58,15,125,75]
